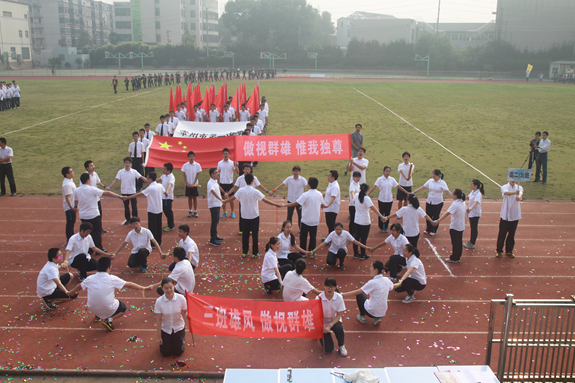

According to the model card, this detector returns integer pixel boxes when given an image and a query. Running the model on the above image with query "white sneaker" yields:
[402,295,415,303]
[339,345,348,356]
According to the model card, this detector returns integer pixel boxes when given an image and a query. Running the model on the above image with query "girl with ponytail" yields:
[412,169,450,237]
[465,179,484,249]
[370,223,409,281]
[393,244,427,303]
[367,166,410,233]
[433,189,467,263]
[261,237,294,294]
[352,183,385,260]
[380,194,434,248]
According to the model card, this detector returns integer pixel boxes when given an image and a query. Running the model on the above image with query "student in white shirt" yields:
[108,157,146,225]
[149,247,196,296]
[193,104,202,122]
[276,220,308,266]
[317,277,347,356]
[383,194,433,248]
[138,128,150,165]
[160,163,176,231]
[465,179,484,249]
[84,160,108,233]
[143,123,155,142]
[222,104,234,122]
[128,131,146,191]
[397,152,414,210]
[0,137,16,196]
[434,189,467,263]
[282,259,322,302]
[37,248,78,310]
[347,147,369,184]
[111,217,164,273]
[153,277,188,357]
[166,224,200,270]
[63,222,109,280]
[261,237,294,294]
[11,81,20,108]
[239,104,251,122]
[181,151,202,218]
[258,103,268,132]
[322,170,341,236]
[209,103,220,122]
[393,244,427,303]
[496,179,523,258]
[352,183,385,260]
[534,131,551,184]
[207,168,225,246]
[412,169,450,237]
[271,166,307,229]
[342,260,392,326]
[61,166,77,243]
[311,222,370,270]
[217,148,239,219]
[167,111,179,136]
[176,105,187,122]
[348,171,361,235]
[371,223,410,280]
[368,166,409,233]
[156,115,170,136]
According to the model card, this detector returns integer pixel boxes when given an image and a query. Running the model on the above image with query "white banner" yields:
[173,121,249,138]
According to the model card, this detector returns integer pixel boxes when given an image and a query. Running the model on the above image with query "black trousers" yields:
[395,277,426,296]
[0,163,16,195]
[160,328,185,357]
[469,217,480,244]
[356,293,377,318]
[148,212,163,246]
[81,216,103,249]
[385,254,406,278]
[42,273,73,300]
[128,249,150,269]
[241,217,259,255]
[132,158,143,191]
[348,206,356,235]
[325,212,338,235]
[13,97,19,108]
[320,321,345,353]
[70,253,98,279]
[163,199,174,229]
[378,201,393,230]
[353,223,370,257]
[278,252,303,267]
[209,206,220,241]
[263,264,293,291]
[406,234,419,248]
[65,209,76,242]
[426,202,444,234]
[497,219,519,254]
[449,229,464,261]
[122,194,138,221]
[287,201,302,228]
[327,249,347,266]
[300,223,317,251]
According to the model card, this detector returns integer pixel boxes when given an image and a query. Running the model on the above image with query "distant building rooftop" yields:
[343,11,396,20]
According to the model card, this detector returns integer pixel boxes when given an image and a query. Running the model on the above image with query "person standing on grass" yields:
[11,81,20,108]
[496,178,523,259]
[156,115,170,137]
[111,217,164,273]
[182,151,202,218]
[217,148,239,219]
[276,220,308,267]
[207,168,224,246]
[209,103,220,122]
[348,147,369,184]
[160,163,175,232]
[168,110,179,136]
[63,222,110,281]
[322,170,340,237]
[74,173,121,251]
[317,277,347,356]
[124,76,129,92]
[143,123,155,142]
[108,157,146,225]
[111,76,118,94]
[153,277,188,358]
[393,244,427,303]
[62,167,77,244]
[368,166,410,234]
[128,131,146,192]
[412,169,450,237]
[282,259,322,302]
[433,189,467,264]
[352,183,385,260]
[84,160,108,233]
[465,179,484,249]
[0,137,16,196]
[342,260,392,326]
[239,104,250,122]
[138,129,150,168]
[534,131,551,184]
[37,248,78,310]
[382,194,433,248]
[121,172,166,246]
[370,223,410,281]
[346,124,363,175]
[229,163,271,234]
[311,222,370,270]
[261,237,294,294]
[68,257,146,332]
[397,152,414,210]
[528,132,540,172]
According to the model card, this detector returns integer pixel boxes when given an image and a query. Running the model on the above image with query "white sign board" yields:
[173,121,250,138]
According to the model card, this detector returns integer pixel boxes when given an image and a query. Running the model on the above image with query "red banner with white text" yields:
[186,293,324,339]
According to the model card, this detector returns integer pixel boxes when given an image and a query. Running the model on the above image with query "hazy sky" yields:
[101,0,498,24]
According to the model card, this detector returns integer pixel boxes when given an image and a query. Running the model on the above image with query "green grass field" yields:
[3,79,573,200]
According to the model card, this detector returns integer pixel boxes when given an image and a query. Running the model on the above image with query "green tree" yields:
[414,32,454,71]
[84,59,90,68]
[48,57,61,69]
[108,32,119,45]
[64,62,71,69]
[181,30,197,47]
[76,30,92,49]
[75,57,83,68]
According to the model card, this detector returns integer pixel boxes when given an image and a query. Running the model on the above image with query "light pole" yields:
[224,52,234,69]
[105,51,128,74]
[308,52,318,72]
[133,52,154,72]
[414,54,430,77]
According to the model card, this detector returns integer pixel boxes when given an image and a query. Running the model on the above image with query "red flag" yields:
[245,83,260,115]
[187,85,195,121]
[174,84,182,108]
[200,86,211,116]
[230,86,241,119]
[241,82,247,105]
[214,83,227,114]
[169,87,175,113]
[194,85,202,106]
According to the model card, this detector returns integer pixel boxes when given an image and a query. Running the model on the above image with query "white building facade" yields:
[0,0,32,68]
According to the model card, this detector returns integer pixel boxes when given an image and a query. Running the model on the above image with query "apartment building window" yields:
[3,11,12,17]
[25,31,29,37]
[21,47,30,60]
[115,8,130,16]
[181,10,185,17]
[190,22,195,30]
[155,8,160,16]
[155,0,159,3]
[19,30,23,37]
[190,10,195,18]
[24,13,27,19]
[190,0,195,4]
[115,21,131,29]
[156,34,161,42]
[155,21,160,29]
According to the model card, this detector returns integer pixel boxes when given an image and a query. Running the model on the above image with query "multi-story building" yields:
[113,0,219,49]
[337,12,419,49]
[420,22,496,49]
[0,0,33,69]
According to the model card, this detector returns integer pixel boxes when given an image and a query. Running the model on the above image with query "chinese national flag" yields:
[230,85,241,119]
[214,83,228,113]
[169,87,175,113]
[187,85,195,121]
[245,83,259,114]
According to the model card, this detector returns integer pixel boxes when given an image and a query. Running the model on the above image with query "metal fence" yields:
[486,294,575,383]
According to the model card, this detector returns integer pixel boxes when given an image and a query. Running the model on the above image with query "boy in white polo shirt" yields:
[160,163,176,231]
[217,148,238,218]
[128,131,146,191]
[270,165,307,229]
[323,170,341,236]
[181,151,202,218]
[156,115,170,137]
[37,248,78,310]
[63,221,110,280]
[111,217,164,273]
[61,166,77,243]
[165,223,199,271]
[207,168,224,246]
[348,147,369,184]
[108,157,146,225]
[209,103,220,122]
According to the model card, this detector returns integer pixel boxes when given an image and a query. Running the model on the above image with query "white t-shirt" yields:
[385,234,409,255]
[258,109,268,122]
[66,233,95,263]
[128,141,145,158]
[234,174,261,189]
[239,110,251,122]
[217,159,236,185]
[282,175,307,202]
[500,183,523,221]
[154,293,188,333]
[194,110,202,122]
[296,189,324,226]
[261,249,278,283]
[62,178,76,211]
[169,259,195,294]
[361,275,394,317]
[223,111,233,122]
[325,229,355,254]
[317,292,346,327]
[209,109,220,122]
[252,124,262,135]
[125,227,153,254]
[398,162,414,187]
[142,181,165,214]
[353,194,374,226]
[447,199,466,231]
[277,231,294,259]
[424,179,450,205]
[374,175,399,203]
[324,181,341,214]
[349,180,360,207]
[234,186,265,219]
[82,272,126,319]
[282,270,315,302]
[396,205,426,237]
[406,256,427,285]
[350,157,369,184]
[181,162,202,186]
[74,184,103,220]
[0,146,13,163]
[179,236,199,267]
[468,189,482,218]
[115,168,143,195]
[37,262,59,297]
[161,173,175,200]
[207,178,223,209]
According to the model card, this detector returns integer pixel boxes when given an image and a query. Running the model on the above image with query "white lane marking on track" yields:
[426,238,455,277]
[352,87,501,188]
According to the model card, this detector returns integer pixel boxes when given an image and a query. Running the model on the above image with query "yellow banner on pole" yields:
[526,64,534,73]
